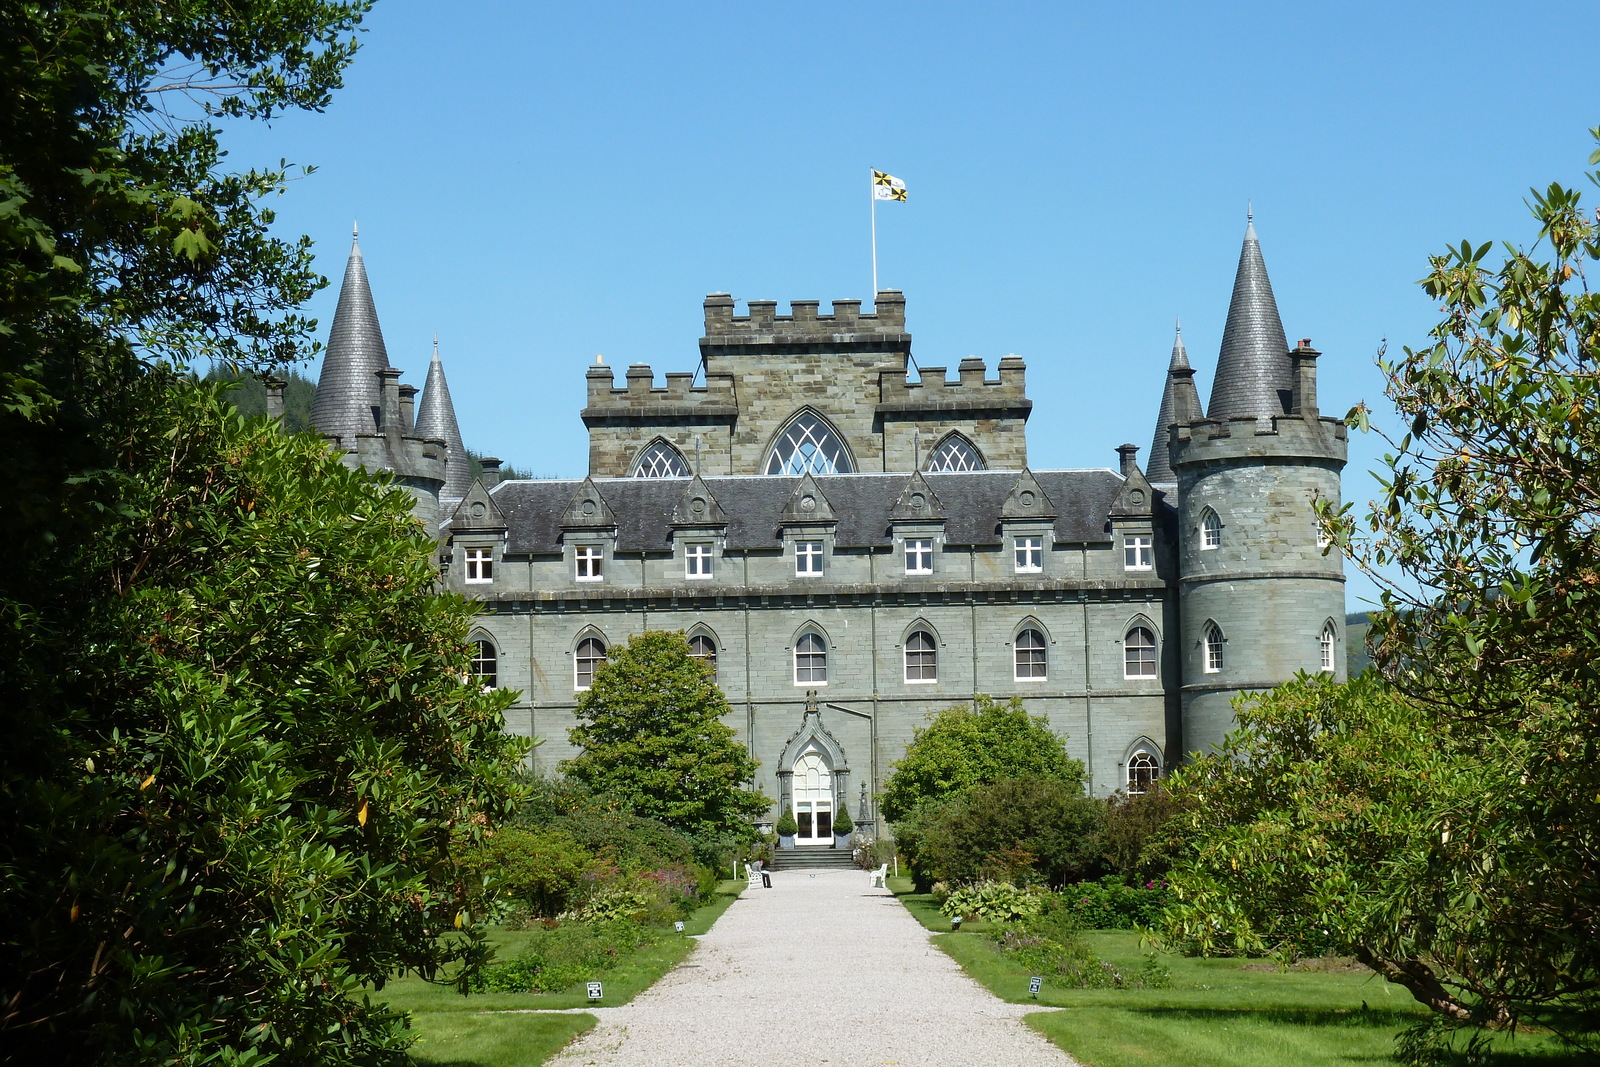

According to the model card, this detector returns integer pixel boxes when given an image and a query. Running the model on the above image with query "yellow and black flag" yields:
[872,170,907,201]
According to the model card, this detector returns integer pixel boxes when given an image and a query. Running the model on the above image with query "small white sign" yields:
[1029,976,1043,997]
[674,921,685,933]
[586,981,603,1001]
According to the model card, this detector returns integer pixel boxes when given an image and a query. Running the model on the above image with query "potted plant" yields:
[832,802,853,849]
[776,805,798,849]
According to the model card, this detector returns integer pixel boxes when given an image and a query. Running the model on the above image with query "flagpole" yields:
[870,168,879,299]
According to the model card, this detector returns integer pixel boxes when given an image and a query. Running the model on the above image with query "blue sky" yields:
[223,1,1600,612]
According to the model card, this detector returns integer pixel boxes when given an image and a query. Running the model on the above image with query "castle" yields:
[309,219,1347,841]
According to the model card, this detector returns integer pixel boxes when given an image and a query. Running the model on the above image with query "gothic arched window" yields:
[765,412,853,475]
[1124,626,1157,679]
[1320,622,1337,673]
[575,636,607,690]
[1200,508,1222,550]
[904,630,937,682]
[925,435,985,472]
[1204,622,1225,673]
[632,440,689,478]
[690,633,718,681]
[470,639,497,688]
[1015,627,1047,680]
[794,632,828,684]
[1127,751,1161,794]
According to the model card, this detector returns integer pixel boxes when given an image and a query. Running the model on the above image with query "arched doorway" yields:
[791,748,834,844]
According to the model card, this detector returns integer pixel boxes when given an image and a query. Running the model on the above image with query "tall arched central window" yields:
[1124,626,1157,679]
[794,632,828,684]
[1015,628,1047,680]
[765,412,853,475]
[904,630,937,682]
[690,633,718,681]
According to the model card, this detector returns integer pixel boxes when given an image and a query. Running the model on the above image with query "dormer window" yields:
[1014,536,1042,573]
[686,542,714,579]
[464,546,494,583]
[795,540,825,577]
[575,545,604,581]
[1123,535,1153,571]
[904,538,934,575]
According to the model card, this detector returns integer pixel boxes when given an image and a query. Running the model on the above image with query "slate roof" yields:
[1145,323,1189,484]
[1207,218,1293,421]
[416,339,472,500]
[487,470,1126,554]
[312,231,390,443]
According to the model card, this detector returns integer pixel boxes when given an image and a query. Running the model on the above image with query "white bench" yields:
[744,863,761,889]
[870,863,888,888]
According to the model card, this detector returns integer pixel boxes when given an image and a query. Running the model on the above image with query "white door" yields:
[792,751,833,843]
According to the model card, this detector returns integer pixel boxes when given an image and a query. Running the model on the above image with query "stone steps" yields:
[770,846,859,872]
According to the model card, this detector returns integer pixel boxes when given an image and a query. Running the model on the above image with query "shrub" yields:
[466,827,598,919]
[853,836,894,871]
[776,805,798,836]
[990,908,1171,990]
[898,777,1106,889]
[472,920,659,994]
[941,881,1044,923]
[1099,785,1182,881]
[833,803,853,836]
[1053,877,1169,930]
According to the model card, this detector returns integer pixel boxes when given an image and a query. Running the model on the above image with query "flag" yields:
[872,170,907,202]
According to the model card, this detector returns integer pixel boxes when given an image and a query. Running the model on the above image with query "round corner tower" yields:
[1165,219,1348,755]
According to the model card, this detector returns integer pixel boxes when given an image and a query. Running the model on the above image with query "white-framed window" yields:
[766,411,853,475]
[904,630,937,682]
[470,639,497,688]
[1123,535,1153,571]
[1204,622,1225,673]
[1127,752,1161,794]
[575,544,604,581]
[794,632,828,684]
[686,542,714,579]
[575,636,607,690]
[904,538,934,575]
[464,546,494,583]
[1124,626,1157,679]
[1013,536,1042,573]
[1200,508,1222,550]
[1015,628,1047,680]
[1320,623,1337,672]
[689,633,717,681]
[795,540,824,577]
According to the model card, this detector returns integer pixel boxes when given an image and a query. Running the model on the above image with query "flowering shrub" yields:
[990,909,1171,990]
[1054,876,1169,929]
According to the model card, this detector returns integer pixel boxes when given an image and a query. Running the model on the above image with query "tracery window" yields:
[632,441,689,478]
[1200,508,1222,550]
[794,632,828,684]
[925,435,985,472]
[470,639,497,688]
[904,630,937,682]
[689,634,717,680]
[765,412,853,475]
[1127,752,1161,794]
[575,636,607,690]
[1015,628,1047,680]
[1320,623,1337,672]
[1124,625,1157,679]
[1204,622,1225,673]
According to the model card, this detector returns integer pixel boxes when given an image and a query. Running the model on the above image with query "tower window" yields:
[1320,623,1337,672]
[795,540,825,576]
[690,634,717,680]
[470,639,497,688]
[1127,751,1161,794]
[686,542,714,579]
[795,633,828,684]
[904,630,937,682]
[464,546,494,583]
[926,435,984,472]
[1124,626,1157,679]
[632,440,689,478]
[1015,628,1047,680]
[1014,536,1042,573]
[575,636,607,690]
[1204,623,1225,673]
[766,412,853,475]
[575,545,604,581]
[1123,535,1153,571]
[1200,508,1222,550]
[904,538,934,575]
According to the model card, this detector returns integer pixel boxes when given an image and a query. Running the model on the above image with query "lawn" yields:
[893,884,1590,1067]
[390,879,746,1066]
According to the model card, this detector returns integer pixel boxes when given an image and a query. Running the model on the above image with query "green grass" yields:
[893,889,1589,1067]
[387,879,745,1065]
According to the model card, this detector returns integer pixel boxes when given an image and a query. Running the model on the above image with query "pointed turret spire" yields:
[416,335,472,500]
[1146,320,1190,484]
[1206,215,1292,420]
[312,230,390,443]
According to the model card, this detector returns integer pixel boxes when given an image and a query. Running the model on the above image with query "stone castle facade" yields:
[312,219,1347,842]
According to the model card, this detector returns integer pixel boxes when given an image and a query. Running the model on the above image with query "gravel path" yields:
[547,868,1078,1066]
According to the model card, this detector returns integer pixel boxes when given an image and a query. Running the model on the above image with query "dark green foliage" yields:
[896,777,1104,891]
[990,907,1171,990]
[1098,785,1182,882]
[832,802,853,836]
[776,805,799,836]
[879,695,1084,822]
[563,631,768,843]
[1055,877,1169,930]
[471,921,660,994]
[2,381,525,1064]
[205,364,319,432]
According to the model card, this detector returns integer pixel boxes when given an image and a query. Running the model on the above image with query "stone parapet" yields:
[1170,411,1347,468]
[582,363,739,424]
[877,355,1030,416]
[700,292,909,352]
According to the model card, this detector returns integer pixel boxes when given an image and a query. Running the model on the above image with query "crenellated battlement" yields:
[701,291,909,346]
[876,354,1030,414]
[582,360,739,417]
[1170,411,1347,467]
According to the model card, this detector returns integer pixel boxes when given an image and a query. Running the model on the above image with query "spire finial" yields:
[1175,314,1182,335]
[352,219,359,239]
[432,332,439,359]
[1246,201,1252,223]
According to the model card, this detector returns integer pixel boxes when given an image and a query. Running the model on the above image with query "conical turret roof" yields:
[1207,217,1292,420]
[416,336,472,501]
[312,227,389,442]
[1146,321,1189,483]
